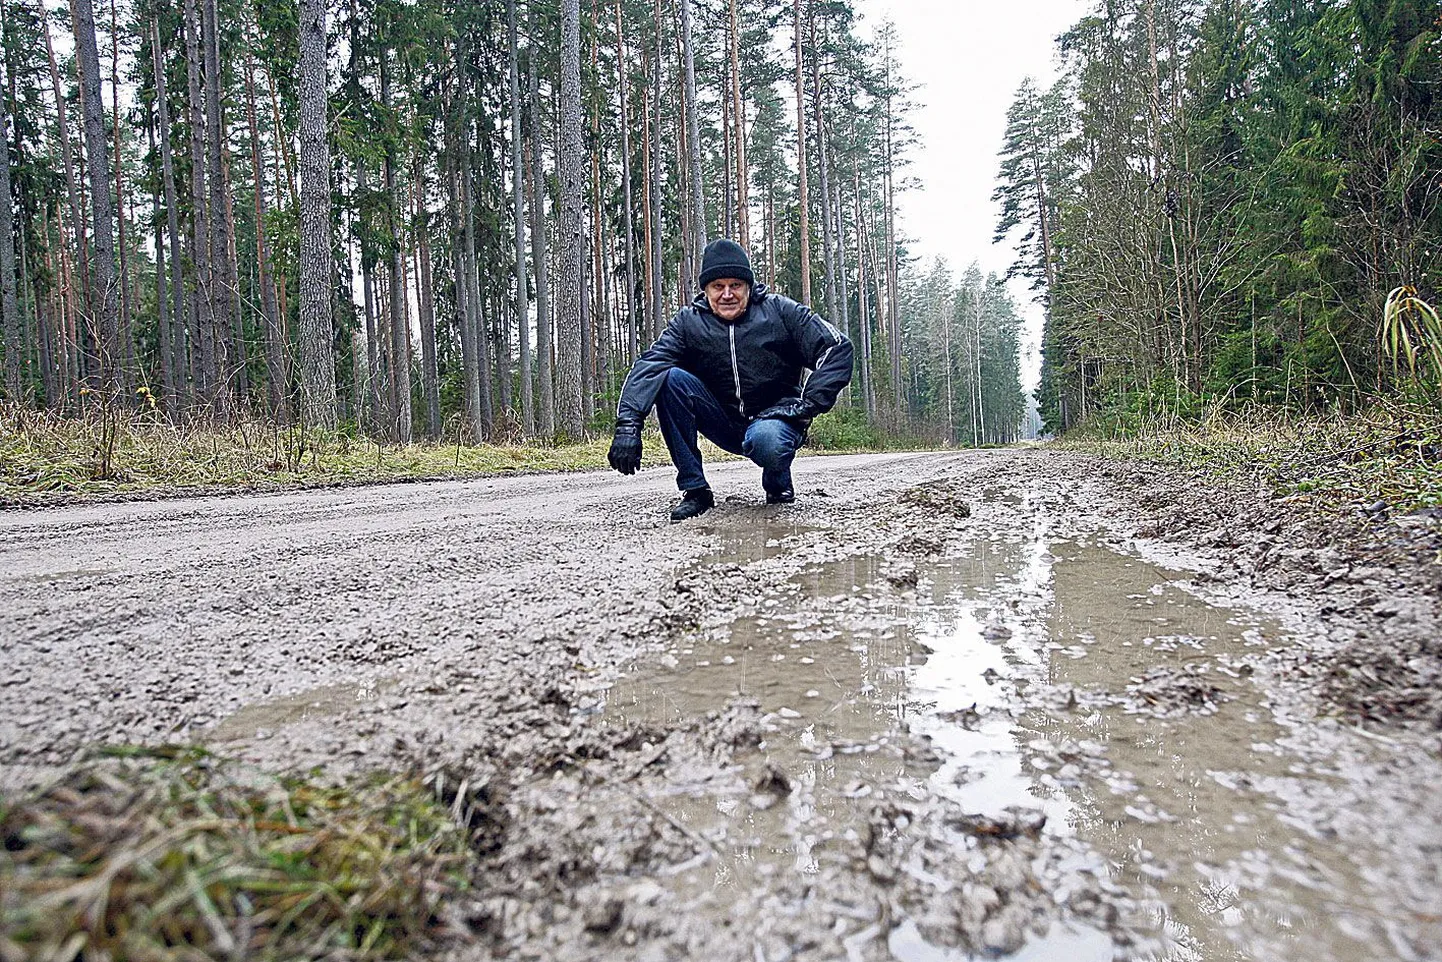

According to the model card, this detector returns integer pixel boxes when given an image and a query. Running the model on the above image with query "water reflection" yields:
[605,551,923,893]
[208,680,386,742]
[602,510,1428,961]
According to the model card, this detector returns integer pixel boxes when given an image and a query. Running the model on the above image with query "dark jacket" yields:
[616,284,854,427]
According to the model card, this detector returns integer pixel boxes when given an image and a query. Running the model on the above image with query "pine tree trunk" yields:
[107,0,135,394]
[793,0,810,304]
[881,39,901,415]
[818,123,837,319]
[415,161,440,439]
[810,20,836,320]
[34,210,57,405]
[680,0,705,268]
[728,0,748,247]
[853,172,873,416]
[145,102,173,411]
[480,110,511,420]
[833,175,850,398]
[446,151,478,441]
[528,46,555,437]
[72,0,120,399]
[203,0,234,413]
[526,136,555,437]
[721,83,731,238]
[648,0,663,335]
[973,296,985,444]
[585,5,602,417]
[357,164,381,431]
[182,0,213,408]
[221,119,247,405]
[507,0,532,435]
[765,187,774,281]
[382,53,412,443]
[0,75,20,399]
[265,68,297,209]
[554,0,585,438]
[42,14,91,359]
[673,45,693,291]
[612,0,639,366]
[640,65,657,336]
[55,219,79,406]
[462,124,492,434]
[246,56,286,422]
[15,235,31,395]
[151,18,186,413]
[296,0,337,427]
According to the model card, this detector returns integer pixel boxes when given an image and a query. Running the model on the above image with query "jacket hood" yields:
[691,282,771,317]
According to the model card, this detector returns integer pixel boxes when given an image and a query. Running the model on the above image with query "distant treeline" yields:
[995,0,1442,432]
[0,0,1026,447]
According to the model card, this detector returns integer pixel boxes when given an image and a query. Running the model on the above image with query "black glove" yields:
[608,421,643,474]
[755,401,813,430]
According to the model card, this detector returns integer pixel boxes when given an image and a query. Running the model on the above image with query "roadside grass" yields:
[0,404,676,501]
[0,746,481,961]
[1058,400,1442,513]
[0,403,929,503]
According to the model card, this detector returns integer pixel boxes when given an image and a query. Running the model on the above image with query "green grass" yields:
[0,747,482,961]
[1058,400,1442,513]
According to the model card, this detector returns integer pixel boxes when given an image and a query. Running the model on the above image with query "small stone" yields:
[865,854,896,882]
[583,898,624,934]
[981,916,1025,954]
[627,880,663,906]
[754,764,792,797]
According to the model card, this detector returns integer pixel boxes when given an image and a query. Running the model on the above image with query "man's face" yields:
[705,278,751,322]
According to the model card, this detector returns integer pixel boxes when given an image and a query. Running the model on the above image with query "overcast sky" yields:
[850,0,1087,388]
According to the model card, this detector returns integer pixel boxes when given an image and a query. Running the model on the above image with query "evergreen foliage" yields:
[998,0,1442,434]
[0,0,1028,448]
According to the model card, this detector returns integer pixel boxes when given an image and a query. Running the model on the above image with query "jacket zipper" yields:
[728,324,745,417]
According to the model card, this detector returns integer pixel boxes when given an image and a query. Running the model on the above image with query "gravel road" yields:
[3,448,1440,961]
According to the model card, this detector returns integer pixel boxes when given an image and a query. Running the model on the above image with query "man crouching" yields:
[607,238,854,522]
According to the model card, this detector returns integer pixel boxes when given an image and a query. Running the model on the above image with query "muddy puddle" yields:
[602,505,1428,960]
[208,680,389,742]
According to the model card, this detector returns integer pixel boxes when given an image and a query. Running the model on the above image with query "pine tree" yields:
[297,0,338,426]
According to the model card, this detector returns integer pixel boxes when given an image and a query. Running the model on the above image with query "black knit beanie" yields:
[698,238,755,288]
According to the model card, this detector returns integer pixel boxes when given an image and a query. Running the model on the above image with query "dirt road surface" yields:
[3,449,1440,961]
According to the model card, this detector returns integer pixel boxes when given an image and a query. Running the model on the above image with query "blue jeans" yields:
[655,368,805,495]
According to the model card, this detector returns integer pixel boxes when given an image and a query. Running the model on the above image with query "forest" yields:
[0,0,1028,450]
[996,0,1442,434]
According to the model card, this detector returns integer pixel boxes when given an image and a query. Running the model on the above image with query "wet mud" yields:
[2,450,1440,960]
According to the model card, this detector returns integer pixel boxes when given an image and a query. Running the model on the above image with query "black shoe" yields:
[766,488,795,505]
[670,487,715,522]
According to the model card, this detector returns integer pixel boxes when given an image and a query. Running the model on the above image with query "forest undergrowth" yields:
[0,404,919,503]
[1060,399,1442,515]
[0,404,670,501]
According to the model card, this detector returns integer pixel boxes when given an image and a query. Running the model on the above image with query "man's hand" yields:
[608,421,643,474]
[756,401,813,429]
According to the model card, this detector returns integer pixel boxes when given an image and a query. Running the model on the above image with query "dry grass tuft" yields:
[0,405,678,503]
[1060,400,1442,512]
[0,747,480,961]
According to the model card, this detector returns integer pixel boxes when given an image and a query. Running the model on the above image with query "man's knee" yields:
[660,367,704,399]
[743,420,797,467]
